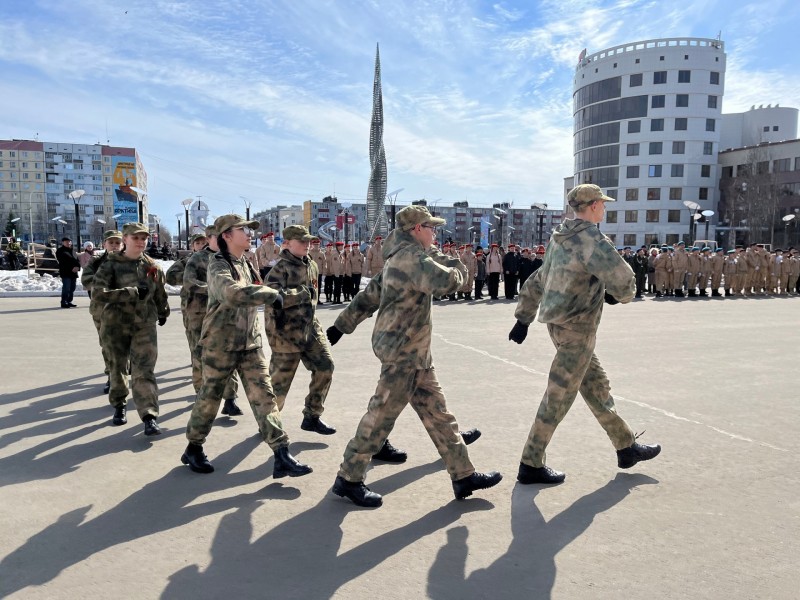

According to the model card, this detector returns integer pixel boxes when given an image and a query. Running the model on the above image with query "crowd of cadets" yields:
[617,242,800,298]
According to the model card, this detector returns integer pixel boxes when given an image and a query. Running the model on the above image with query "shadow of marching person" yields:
[0,435,303,598]
[162,460,496,600]
[427,473,659,600]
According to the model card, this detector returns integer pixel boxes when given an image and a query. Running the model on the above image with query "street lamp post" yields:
[493,208,506,247]
[10,217,21,239]
[240,196,252,221]
[782,214,796,249]
[701,210,715,241]
[130,186,147,223]
[68,189,86,246]
[532,203,548,245]
[683,200,701,244]
[175,213,183,249]
[182,198,193,249]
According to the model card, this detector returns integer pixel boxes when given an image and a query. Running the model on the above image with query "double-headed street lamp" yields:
[240,196,252,220]
[181,198,193,249]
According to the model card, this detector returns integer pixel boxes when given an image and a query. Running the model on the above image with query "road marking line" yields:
[434,333,788,453]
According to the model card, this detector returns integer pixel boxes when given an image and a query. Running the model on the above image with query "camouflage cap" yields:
[103,230,123,241]
[213,214,259,235]
[567,184,616,209]
[283,224,314,241]
[395,205,446,231]
[190,233,208,244]
[205,225,217,237]
[122,222,149,236]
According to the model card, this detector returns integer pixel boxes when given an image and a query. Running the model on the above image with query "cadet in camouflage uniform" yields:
[81,229,123,394]
[165,233,207,286]
[181,226,241,414]
[264,225,336,435]
[181,214,311,479]
[327,205,502,508]
[92,222,170,436]
[509,184,661,484]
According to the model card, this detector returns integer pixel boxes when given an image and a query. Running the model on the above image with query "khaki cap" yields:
[122,222,149,235]
[213,214,259,234]
[283,225,314,241]
[395,205,446,231]
[190,233,208,244]
[568,184,616,208]
[103,230,123,241]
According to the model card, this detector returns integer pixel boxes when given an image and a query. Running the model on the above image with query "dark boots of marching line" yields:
[181,442,312,478]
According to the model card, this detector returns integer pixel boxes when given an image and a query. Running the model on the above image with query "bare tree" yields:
[736,147,780,245]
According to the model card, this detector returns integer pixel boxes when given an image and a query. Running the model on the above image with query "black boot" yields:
[300,415,336,435]
[103,378,110,394]
[143,416,162,436]
[332,475,382,507]
[688,289,696,297]
[698,289,707,296]
[453,471,503,500]
[655,291,663,298]
[112,406,127,426]
[460,428,482,445]
[372,439,407,463]
[674,289,684,298]
[181,443,214,473]
[221,398,244,416]
[517,463,566,484]
[711,290,721,297]
[617,441,662,469]
[273,446,312,478]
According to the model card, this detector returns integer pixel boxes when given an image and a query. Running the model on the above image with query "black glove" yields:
[604,292,619,305]
[326,326,344,346]
[508,321,529,344]
[272,291,284,310]
[137,286,149,300]
[158,316,167,326]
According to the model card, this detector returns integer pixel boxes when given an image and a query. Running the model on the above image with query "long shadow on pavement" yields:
[427,473,658,599]
[161,460,494,599]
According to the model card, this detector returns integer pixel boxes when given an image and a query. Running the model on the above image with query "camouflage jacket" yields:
[166,254,191,286]
[182,247,214,315]
[199,253,278,351]
[81,251,112,318]
[515,219,634,333]
[337,230,466,368]
[264,248,323,352]
[92,252,170,325]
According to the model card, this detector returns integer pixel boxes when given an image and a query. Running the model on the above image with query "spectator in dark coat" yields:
[56,237,81,308]
[502,243,521,299]
[518,248,536,287]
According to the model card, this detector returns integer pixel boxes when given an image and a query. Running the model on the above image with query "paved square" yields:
[1,295,798,599]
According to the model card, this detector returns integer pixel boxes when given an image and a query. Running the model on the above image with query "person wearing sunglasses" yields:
[181,214,311,479]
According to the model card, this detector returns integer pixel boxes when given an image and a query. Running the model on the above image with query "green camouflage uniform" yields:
[165,255,190,286]
[264,248,333,418]
[185,253,288,450]
[182,247,239,398]
[335,230,475,483]
[81,251,113,375]
[92,253,170,420]
[515,218,636,468]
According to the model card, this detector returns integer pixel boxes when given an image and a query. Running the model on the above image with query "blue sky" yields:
[2,0,800,221]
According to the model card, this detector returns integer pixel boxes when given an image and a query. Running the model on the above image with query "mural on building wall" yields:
[112,157,139,226]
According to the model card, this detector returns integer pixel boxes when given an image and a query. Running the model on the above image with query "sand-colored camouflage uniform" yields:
[92,251,169,420]
[182,245,239,399]
[264,242,334,420]
[185,249,289,450]
[337,215,476,485]
[514,190,637,470]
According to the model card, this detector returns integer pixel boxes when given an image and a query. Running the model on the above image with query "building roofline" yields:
[718,138,800,154]
[576,37,724,72]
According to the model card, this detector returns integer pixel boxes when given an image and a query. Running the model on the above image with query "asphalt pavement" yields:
[1,293,798,599]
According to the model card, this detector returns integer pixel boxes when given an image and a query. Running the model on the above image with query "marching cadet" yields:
[166,233,207,286]
[509,184,659,483]
[710,247,724,296]
[758,244,771,294]
[182,226,242,415]
[324,205,501,507]
[348,243,365,298]
[92,222,169,435]
[697,247,711,296]
[342,244,353,302]
[308,238,326,304]
[330,241,345,303]
[743,244,758,295]
[81,229,123,394]
[323,242,335,303]
[723,249,738,296]
[735,245,750,295]
[366,236,384,276]
[685,246,701,297]
[647,247,658,293]
[264,225,336,436]
[672,241,688,297]
[182,214,310,478]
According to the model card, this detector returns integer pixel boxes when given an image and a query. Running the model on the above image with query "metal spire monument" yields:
[366,43,389,240]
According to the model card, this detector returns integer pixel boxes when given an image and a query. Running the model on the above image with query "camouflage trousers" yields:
[269,338,334,418]
[338,364,474,483]
[90,310,111,375]
[184,311,239,399]
[100,318,159,421]
[186,346,288,451]
[520,324,635,468]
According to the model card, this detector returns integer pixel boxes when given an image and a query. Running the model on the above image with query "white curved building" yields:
[572,38,726,247]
